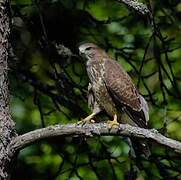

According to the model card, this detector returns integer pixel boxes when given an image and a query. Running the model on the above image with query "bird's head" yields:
[78,43,98,59]
[79,43,108,61]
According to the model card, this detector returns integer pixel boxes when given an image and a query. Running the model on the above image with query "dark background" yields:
[10,0,181,179]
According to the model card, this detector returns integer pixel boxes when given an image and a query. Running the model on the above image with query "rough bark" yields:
[9,123,181,154]
[0,0,16,179]
[117,0,150,15]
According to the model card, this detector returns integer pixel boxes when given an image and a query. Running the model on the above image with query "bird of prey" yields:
[78,43,149,129]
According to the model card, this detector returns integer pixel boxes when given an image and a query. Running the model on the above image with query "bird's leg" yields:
[107,114,119,127]
[77,112,96,125]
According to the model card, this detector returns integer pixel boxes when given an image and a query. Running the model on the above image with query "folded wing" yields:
[103,58,149,128]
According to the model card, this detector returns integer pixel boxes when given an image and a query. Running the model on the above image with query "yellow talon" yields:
[77,112,96,125]
[107,114,119,128]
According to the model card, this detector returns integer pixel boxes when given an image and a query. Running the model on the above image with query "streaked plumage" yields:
[79,43,149,128]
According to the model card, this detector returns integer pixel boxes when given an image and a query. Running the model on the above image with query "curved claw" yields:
[107,114,119,128]
[77,112,96,125]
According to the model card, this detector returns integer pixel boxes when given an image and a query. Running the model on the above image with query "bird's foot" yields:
[77,113,96,125]
[107,114,119,128]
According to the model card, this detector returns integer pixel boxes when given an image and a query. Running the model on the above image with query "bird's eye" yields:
[85,47,92,51]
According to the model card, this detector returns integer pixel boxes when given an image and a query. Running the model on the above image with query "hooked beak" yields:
[79,48,85,57]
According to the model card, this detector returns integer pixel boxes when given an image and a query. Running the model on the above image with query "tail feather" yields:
[130,137,151,159]
[122,136,151,159]
[139,95,149,123]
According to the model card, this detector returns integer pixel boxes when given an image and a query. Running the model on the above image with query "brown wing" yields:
[103,58,147,128]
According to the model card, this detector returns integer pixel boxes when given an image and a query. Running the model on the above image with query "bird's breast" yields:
[86,60,103,82]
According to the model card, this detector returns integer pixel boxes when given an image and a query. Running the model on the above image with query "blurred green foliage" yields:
[10,0,181,179]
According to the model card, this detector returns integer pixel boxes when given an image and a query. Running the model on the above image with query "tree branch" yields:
[10,123,181,154]
[116,0,150,15]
